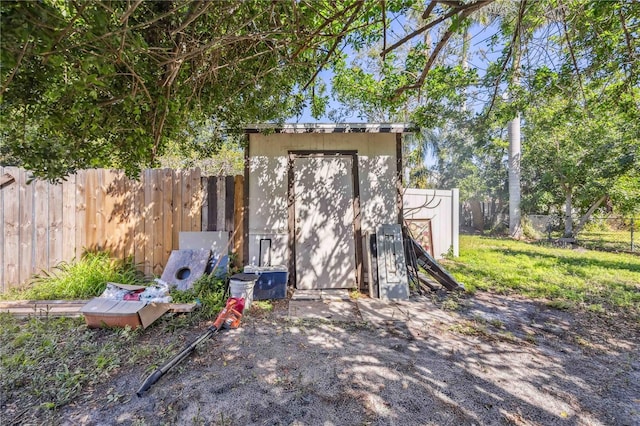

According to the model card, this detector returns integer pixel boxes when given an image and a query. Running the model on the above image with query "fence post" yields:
[631,217,635,252]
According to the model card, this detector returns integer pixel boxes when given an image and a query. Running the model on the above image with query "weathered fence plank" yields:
[162,169,173,269]
[62,174,76,261]
[34,179,49,274]
[2,167,21,292]
[191,168,202,231]
[207,176,217,231]
[75,170,87,259]
[171,170,182,251]
[233,175,244,265]
[225,176,235,233]
[152,169,165,276]
[49,180,63,268]
[19,169,34,285]
[133,175,146,271]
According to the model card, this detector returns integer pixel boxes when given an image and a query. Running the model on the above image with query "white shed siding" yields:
[403,188,460,258]
[247,132,398,267]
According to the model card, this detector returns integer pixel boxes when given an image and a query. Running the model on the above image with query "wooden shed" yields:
[243,123,416,292]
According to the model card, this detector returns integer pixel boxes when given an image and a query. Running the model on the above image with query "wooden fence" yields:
[0,167,244,293]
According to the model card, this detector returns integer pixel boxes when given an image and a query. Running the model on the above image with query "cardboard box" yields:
[81,287,170,329]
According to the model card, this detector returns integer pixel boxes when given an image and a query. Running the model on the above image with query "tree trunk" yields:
[564,188,573,237]
[508,113,522,238]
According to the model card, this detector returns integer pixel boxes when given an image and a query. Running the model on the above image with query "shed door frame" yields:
[287,150,363,290]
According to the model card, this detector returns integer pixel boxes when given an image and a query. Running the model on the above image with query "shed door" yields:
[294,155,357,289]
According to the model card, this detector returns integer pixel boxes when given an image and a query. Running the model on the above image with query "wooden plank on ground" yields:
[3,167,22,291]
[0,300,90,308]
[49,180,63,268]
[233,175,244,265]
[168,303,198,313]
[225,176,235,233]
[62,174,77,261]
[0,299,87,317]
[33,178,49,274]
[19,169,34,286]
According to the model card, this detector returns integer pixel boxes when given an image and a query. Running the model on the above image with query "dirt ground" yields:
[50,292,640,425]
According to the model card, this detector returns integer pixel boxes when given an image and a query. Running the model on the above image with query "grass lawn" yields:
[443,235,640,313]
[577,229,636,252]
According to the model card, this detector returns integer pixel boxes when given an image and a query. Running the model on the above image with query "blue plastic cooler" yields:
[243,266,288,300]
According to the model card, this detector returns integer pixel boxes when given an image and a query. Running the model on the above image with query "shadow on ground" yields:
[46,292,640,425]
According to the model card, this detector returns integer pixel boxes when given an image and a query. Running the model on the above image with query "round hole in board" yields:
[176,267,191,280]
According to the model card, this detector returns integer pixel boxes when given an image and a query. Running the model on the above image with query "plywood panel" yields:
[33,178,49,274]
[19,169,34,285]
[2,167,20,291]
[49,180,64,268]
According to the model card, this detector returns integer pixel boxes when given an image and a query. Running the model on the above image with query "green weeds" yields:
[2,252,145,300]
[170,273,227,320]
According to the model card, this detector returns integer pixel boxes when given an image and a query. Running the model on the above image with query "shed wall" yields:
[247,133,398,267]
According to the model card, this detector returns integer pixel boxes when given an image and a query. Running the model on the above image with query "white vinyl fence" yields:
[403,188,459,258]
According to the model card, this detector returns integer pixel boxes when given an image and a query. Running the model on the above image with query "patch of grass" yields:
[252,300,273,311]
[1,252,145,301]
[578,229,635,252]
[0,311,192,423]
[444,236,640,313]
[448,320,488,337]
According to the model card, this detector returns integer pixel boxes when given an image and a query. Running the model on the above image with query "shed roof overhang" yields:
[244,123,418,134]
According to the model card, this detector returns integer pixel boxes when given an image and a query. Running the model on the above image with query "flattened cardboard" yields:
[80,298,169,329]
